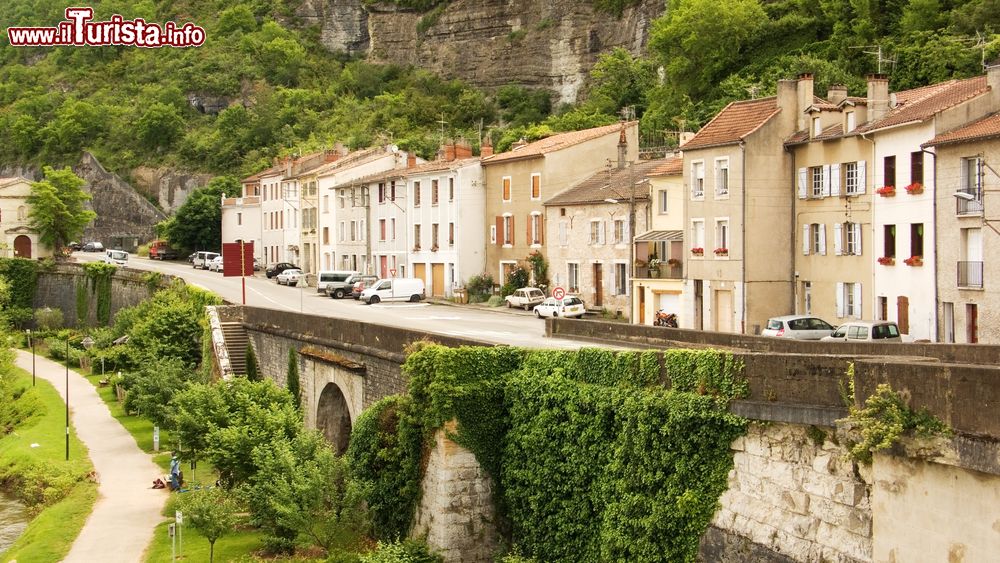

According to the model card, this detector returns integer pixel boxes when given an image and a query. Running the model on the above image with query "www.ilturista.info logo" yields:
[7,7,205,48]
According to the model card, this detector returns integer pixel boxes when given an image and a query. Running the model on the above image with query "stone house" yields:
[361,168,409,279]
[482,122,638,285]
[857,68,999,340]
[682,76,810,334]
[0,176,52,260]
[631,156,686,326]
[259,162,292,266]
[924,112,1000,343]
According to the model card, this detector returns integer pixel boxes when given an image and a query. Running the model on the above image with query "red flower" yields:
[876,186,896,196]
[878,256,895,265]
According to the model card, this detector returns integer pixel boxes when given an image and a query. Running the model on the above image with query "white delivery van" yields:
[360,278,425,304]
[193,251,220,269]
[316,270,358,296]
[102,249,129,266]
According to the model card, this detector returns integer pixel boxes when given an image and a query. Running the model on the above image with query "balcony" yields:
[956,190,984,215]
[634,264,683,280]
[957,261,983,289]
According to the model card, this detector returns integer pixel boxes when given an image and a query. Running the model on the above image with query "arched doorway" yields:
[316,383,352,454]
[13,235,31,259]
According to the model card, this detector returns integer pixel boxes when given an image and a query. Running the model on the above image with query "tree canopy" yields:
[26,166,96,250]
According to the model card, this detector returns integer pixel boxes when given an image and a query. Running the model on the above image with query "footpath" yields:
[14,351,167,563]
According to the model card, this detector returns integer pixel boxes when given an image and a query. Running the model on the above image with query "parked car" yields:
[350,275,379,299]
[821,321,902,342]
[192,251,220,269]
[101,249,129,267]
[761,315,836,340]
[148,240,178,260]
[505,287,546,310]
[254,258,261,271]
[83,242,104,252]
[533,296,586,319]
[68,241,83,251]
[266,262,298,279]
[207,256,224,272]
[276,268,304,286]
[317,270,358,297]
[360,278,425,304]
[187,252,197,263]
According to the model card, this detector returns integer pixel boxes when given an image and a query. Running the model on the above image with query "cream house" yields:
[631,156,685,326]
[221,170,264,265]
[924,112,1000,343]
[483,122,638,285]
[0,176,52,259]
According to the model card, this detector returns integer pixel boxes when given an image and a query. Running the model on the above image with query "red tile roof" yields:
[648,155,682,176]
[682,97,781,151]
[543,159,664,206]
[482,122,634,164]
[923,112,1000,147]
[858,76,989,132]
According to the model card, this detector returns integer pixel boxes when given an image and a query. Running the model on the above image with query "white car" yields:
[821,321,903,342]
[533,296,586,319]
[761,315,835,340]
[276,268,304,286]
[505,287,546,310]
[101,249,128,267]
[207,256,224,272]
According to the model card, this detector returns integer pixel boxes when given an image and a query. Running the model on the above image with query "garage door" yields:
[431,263,445,297]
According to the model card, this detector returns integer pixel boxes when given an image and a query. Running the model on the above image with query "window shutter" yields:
[853,283,862,318]
[824,165,832,197]
[834,223,843,256]
[857,161,866,194]
[797,168,807,199]
[539,216,545,245]
[527,214,532,244]
[830,164,841,197]
[802,224,810,255]
[495,216,503,246]
[836,282,845,318]
[819,224,827,255]
[510,216,515,245]
[853,223,862,255]
[960,158,968,190]
[599,222,606,245]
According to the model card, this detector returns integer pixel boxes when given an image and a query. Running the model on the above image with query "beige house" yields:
[632,156,686,326]
[482,122,638,285]
[924,113,1000,343]
[545,158,658,318]
[682,75,813,333]
[0,176,52,260]
[785,80,875,324]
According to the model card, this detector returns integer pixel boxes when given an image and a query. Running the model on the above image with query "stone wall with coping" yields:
[34,264,163,328]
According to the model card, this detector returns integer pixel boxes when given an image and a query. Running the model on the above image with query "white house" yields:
[365,169,410,279]
[221,171,264,264]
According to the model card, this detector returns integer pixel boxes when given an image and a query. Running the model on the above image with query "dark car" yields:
[266,262,299,279]
[68,241,83,251]
[83,242,104,252]
[350,275,379,299]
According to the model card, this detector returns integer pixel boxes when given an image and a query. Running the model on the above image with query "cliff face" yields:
[295,0,665,105]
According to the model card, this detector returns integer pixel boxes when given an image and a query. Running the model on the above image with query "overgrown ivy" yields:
[350,345,748,560]
[75,280,88,326]
[82,262,116,326]
[0,258,39,309]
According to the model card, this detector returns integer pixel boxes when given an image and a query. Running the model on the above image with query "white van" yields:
[316,270,358,297]
[102,249,129,266]
[193,251,220,269]
[360,278,425,304]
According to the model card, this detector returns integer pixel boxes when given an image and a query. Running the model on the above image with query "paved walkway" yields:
[15,351,167,563]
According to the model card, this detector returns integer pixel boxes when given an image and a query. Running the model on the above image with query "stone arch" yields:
[13,235,31,259]
[316,382,353,454]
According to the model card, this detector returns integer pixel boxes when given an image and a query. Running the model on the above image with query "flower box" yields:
[690,247,704,256]
[877,186,896,197]
[713,248,729,256]
[877,256,895,266]
[904,183,923,195]
[667,258,681,267]
[903,256,923,266]
[413,246,421,252]
[431,245,439,252]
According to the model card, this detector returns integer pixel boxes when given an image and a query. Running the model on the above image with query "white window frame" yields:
[846,111,856,132]
[714,218,729,257]
[613,261,628,296]
[691,219,705,253]
[530,212,542,246]
[589,220,605,246]
[812,117,822,137]
[844,162,860,195]
[658,189,668,214]
[691,161,705,199]
[613,219,625,244]
[340,221,346,242]
[503,213,513,247]
[567,262,580,293]
[714,158,729,197]
[811,166,825,198]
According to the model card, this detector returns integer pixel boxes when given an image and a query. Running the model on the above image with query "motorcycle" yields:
[654,310,678,328]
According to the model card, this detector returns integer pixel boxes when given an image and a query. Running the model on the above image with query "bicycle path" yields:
[15,351,167,563]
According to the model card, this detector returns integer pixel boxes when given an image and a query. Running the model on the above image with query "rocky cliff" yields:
[295,0,665,105]
[75,153,167,245]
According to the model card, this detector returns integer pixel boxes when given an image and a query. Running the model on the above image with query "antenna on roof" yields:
[852,44,895,74]
[619,106,636,121]
[948,32,990,70]
[437,114,449,146]
[745,85,762,99]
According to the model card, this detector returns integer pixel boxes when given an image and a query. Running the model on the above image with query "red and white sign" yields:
[552,286,566,299]
[389,268,397,277]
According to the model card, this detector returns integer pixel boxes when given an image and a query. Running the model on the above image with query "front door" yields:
[897,296,909,334]
[638,287,646,325]
[715,289,733,332]
[967,303,978,343]
[414,263,426,285]
[431,263,445,297]
[593,263,603,307]
[13,235,31,258]
[694,280,703,330]
[379,256,388,279]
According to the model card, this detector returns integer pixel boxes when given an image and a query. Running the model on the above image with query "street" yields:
[75,253,607,350]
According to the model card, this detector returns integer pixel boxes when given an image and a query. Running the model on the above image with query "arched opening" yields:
[316,383,352,454]
[13,236,31,259]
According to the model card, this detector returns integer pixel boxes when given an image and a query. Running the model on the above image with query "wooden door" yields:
[715,289,733,333]
[897,296,909,335]
[593,263,603,307]
[380,256,389,279]
[694,280,703,330]
[13,235,31,258]
[967,304,978,343]
[638,286,646,324]
[414,263,426,285]
[431,263,445,297]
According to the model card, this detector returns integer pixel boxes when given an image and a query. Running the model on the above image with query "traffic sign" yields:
[222,241,254,277]
[389,268,397,277]
[552,286,566,299]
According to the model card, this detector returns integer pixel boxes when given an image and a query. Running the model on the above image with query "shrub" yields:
[465,274,494,303]
[487,295,504,307]
[360,540,443,563]
[844,381,949,463]
[136,244,150,257]
[35,307,64,331]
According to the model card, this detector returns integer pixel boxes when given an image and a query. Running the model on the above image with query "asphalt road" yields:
[74,253,606,350]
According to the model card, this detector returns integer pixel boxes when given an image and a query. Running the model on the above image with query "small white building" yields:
[259,162,292,266]
[221,173,263,265]
[0,176,52,259]
[365,169,409,279]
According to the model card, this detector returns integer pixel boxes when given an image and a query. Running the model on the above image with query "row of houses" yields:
[223,67,1000,344]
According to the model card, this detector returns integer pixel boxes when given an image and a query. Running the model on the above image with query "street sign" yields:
[175,510,183,524]
[153,426,159,452]
[389,268,397,277]
[222,241,254,277]
[552,286,566,299]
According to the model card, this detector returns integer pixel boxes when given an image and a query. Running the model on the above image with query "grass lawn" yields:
[0,367,96,563]
[144,520,266,563]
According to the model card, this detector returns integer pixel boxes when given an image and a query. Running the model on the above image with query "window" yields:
[910,151,923,186]
[715,158,729,196]
[414,224,422,250]
[806,223,826,255]
[836,282,862,319]
[884,224,896,258]
[590,220,605,245]
[351,188,357,207]
[613,219,625,244]
[390,181,397,202]
[340,221,346,242]
[691,220,705,250]
[812,117,822,136]
[432,223,439,249]
[844,162,860,195]
[959,157,984,214]
[811,166,825,198]
[414,181,421,207]
[883,155,896,187]
[339,189,345,208]
[503,215,513,245]
[391,218,396,240]
[350,221,356,241]
[449,222,455,246]
[845,223,861,255]
[559,221,568,246]
[359,220,365,241]
[531,214,542,245]
[323,227,329,245]
[448,178,454,201]
[531,174,541,200]
[910,223,923,258]
[379,219,386,241]
[378,183,386,204]
[691,162,704,197]
[432,179,439,205]
[614,263,627,296]
[716,219,730,252]
[658,190,668,214]
[502,177,511,202]
[237,212,242,226]
[568,263,580,293]
[846,111,856,132]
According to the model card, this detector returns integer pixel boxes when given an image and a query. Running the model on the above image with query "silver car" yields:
[821,321,902,342]
[761,315,835,340]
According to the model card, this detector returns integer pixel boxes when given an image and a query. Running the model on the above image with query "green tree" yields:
[286,348,300,408]
[27,166,96,251]
[137,102,184,151]
[585,47,657,116]
[161,176,238,253]
[180,487,241,563]
[246,344,261,382]
[122,357,200,428]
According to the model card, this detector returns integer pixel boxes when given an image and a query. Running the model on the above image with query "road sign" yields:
[389,268,397,277]
[552,286,566,299]
[222,241,254,277]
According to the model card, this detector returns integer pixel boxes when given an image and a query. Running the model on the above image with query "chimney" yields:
[481,135,494,157]
[777,78,798,122]
[827,84,848,105]
[617,122,627,169]
[988,64,1000,103]
[512,137,528,150]
[334,141,348,156]
[407,152,417,168]
[324,149,340,163]
[796,73,815,131]
[867,74,890,122]
[454,138,473,159]
[678,132,695,147]
[444,139,456,162]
